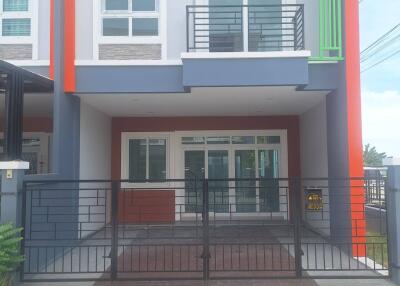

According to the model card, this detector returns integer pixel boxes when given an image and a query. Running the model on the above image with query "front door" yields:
[184,149,230,212]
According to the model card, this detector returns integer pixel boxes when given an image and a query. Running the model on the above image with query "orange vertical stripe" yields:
[64,0,76,93]
[345,0,366,256]
[49,0,54,79]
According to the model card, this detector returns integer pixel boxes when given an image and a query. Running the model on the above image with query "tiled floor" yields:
[22,279,396,286]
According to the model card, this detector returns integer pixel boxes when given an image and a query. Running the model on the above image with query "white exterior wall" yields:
[37,0,50,60]
[300,97,330,235]
[79,102,112,238]
[79,102,111,180]
[76,0,94,60]
[297,0,320,56]
[72,0,321,62]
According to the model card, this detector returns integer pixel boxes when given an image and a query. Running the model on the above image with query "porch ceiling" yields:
[79,86,328,117]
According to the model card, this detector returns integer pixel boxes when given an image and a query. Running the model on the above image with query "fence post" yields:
[0,161,30,286]
[292,178,303,278]
[110,181,119,281]
[202,179,210,281]
[385,159,400,284]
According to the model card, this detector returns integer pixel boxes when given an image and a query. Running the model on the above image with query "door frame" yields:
[176,130,288,219]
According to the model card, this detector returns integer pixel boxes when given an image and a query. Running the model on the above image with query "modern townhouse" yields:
[0,0,377,282]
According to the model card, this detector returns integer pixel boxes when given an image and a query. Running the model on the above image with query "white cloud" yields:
[362,89,400,157]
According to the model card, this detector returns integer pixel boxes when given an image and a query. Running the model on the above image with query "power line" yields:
[361,23,400,62]
[361,48,400,73]
[360,22,400,72]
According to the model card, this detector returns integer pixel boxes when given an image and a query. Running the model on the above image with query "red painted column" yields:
[49,0,75,92]
[345,0,366,256]
[64,0,76,93]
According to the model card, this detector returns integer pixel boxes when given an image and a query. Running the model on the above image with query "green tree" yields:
[363,144,387,167]
[0,224,24,286]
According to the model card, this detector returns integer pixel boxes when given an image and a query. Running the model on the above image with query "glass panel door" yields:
[185,151,205,212]
[235,150,256,212]
[248,0,283,52]
[258,150,280,212]
[208,150,229,213]
[209,0,243,52]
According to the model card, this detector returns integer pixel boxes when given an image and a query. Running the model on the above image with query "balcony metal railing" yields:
[186,4,305,53]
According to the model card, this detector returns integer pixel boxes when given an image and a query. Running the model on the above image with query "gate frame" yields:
[19,177,391,282]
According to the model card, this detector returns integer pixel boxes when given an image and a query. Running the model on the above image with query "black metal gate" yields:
[20,178,390,282]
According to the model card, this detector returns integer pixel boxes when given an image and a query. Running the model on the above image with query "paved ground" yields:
[21,278,397,286]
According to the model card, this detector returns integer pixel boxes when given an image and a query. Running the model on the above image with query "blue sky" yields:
[359,0,400,157]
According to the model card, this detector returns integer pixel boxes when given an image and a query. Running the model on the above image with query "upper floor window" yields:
[102,0,159,37]
[0,0,31,36]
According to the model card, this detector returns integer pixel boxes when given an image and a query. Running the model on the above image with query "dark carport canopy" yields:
[0,60,53,160]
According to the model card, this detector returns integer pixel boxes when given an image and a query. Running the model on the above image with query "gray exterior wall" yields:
[0,44,32,60]
[99,44,162,60]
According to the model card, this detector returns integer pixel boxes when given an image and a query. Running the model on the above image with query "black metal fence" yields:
[186,4,305,53]
[20,178,389,282]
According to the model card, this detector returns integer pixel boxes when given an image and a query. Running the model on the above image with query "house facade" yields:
[0,0,363,238]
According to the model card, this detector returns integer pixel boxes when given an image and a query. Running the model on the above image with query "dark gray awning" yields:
[0,60,53,93]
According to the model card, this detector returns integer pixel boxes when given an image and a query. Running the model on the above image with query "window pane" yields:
[2,18,30,36]
[103,18,129,36]
[182,137,205,145]
[3,0,28,11]
[105,0,128,10]
[132,18,158,36]
[257,136,281,144]
[232,136,255,144]
[133,0,156,11]
[129,139,147,181]
[149,139,166,181]
[206,136,230,144]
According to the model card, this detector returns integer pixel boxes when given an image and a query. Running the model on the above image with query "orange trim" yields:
[345,0,366,256]
[64,0,76,93]
[49,0,54,79]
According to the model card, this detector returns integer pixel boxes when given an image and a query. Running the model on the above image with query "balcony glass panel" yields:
[209,0,243,52]
[187,2,304,53]
[248,0,283,52]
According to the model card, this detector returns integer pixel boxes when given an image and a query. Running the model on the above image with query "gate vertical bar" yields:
[111,181,119,280]
[20,181,27,281]
[292,178,303,278]
[202,179,210,280]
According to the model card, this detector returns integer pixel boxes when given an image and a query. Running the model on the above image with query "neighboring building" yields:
[0,0,363,242]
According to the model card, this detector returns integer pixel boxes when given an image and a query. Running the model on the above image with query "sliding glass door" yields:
[235,150,257,212]
[184,149,229,213]
[184,150,205,212]
[208,150,229,212]
[258,149,280,212]
[180,133,283,215]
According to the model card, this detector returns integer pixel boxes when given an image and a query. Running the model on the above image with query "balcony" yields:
[186,4,305,53]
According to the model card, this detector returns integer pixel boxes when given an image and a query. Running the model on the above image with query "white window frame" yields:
[93,0,167,60]
[0,0,38,59]
[121,132,171,188]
